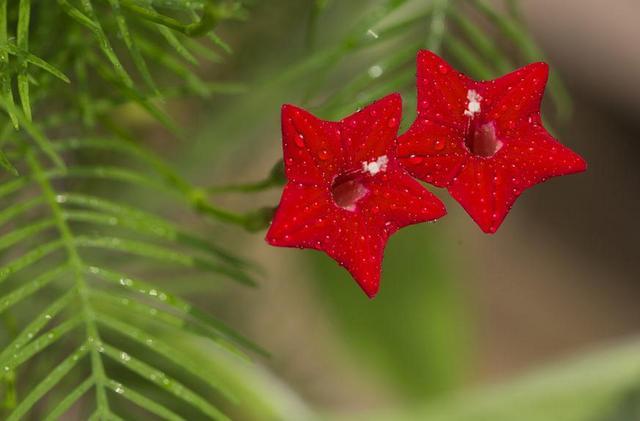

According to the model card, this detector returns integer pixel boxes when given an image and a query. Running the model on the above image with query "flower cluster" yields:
[266,51,586,298]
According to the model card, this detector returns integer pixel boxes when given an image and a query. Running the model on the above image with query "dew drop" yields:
[408,155,424,165]
[294,133,305,148]
[387,118,398,128]
[434,139,445,151]
[318,150,329,160]
[368,65,383,78]
[438,64,449,74]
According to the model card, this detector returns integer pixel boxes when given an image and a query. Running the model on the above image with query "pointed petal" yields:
[498,125,587,190]
[397,118,467,187]
[415,50,474,131]
[447,159,514,234]
[321,216,387,298]
[281,105,342,185]
[266,183,335,248]
[484,62,549,134]
[340,93,402,166]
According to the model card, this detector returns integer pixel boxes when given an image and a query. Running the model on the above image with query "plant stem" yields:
[426,0,449,52]
[26,151,111,415]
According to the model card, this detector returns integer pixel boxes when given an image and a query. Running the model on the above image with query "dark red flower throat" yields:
[465,121,502,158]
[331,170,368,211]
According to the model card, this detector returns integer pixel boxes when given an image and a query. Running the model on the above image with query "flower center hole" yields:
[465,122,503,158]
[331,172,368,212]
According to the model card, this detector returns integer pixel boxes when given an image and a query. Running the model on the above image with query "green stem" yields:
[426,0,449,52]
[507,0,523,21]
[305,0,328,50]
[207,179,274,194]
[189,188,248,225]
[0,311,17,410]
[26,151,111,415]
[0,0,18,128]
[117,0,245,37]
[207,160,285,195]
[190,189,274,232]
[99,116,265,231]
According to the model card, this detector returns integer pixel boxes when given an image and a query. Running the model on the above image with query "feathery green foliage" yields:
[0,1,271,419]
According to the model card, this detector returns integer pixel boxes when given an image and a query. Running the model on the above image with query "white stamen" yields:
[362,155,389,176]
[464,89,482,117]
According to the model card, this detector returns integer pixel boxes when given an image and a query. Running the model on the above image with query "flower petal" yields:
[340,93,402,167]
[266,184,388,298]
[415,50,473,131]
[321,216,387,298]
[448,128,586,234]
[266,183,335,248]
[447,158,514,234]
[397,118,467,187]
[362,163,447,225]
[497,125,587,190]
[484,62,549,135]
[281,104,342,185]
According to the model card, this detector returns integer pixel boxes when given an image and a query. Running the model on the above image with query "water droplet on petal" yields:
[408,155,424,165]
[294,133,305,148]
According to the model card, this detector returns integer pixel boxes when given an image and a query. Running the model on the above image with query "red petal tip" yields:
[361,282,380,299]
[476,217,504,235]
[264,230,278,246]
[281,103,304,117]
[574,155,588,173]
[482,225,499,235]
[523,61,550,82]
[385,92,402,103]
[370,92,403,111]
[417,49,439,60]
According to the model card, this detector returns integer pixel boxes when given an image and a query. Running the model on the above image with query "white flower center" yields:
[362,155,389,175]
[464,89,482,117]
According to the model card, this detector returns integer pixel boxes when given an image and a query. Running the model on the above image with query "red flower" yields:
[266,94,446,297]
[398,51,587,233]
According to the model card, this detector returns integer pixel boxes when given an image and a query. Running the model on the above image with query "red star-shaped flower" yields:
[266,94,446,297]
[398,51,587,233]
